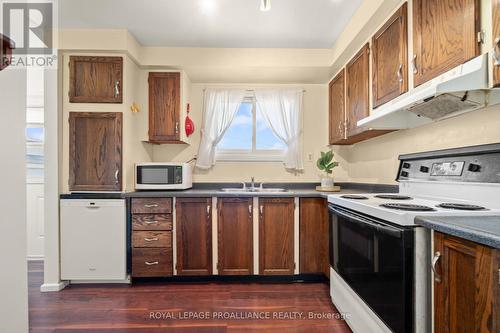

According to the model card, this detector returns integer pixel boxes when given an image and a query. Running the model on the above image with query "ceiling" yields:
[59,0,363,49]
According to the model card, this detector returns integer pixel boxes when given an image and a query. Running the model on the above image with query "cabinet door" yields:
[434,232,498,333]
[259,198,295,275]
[218,198,253,275]
[346,44,371,138]
[299,198,328,276]
[493,0,500,87]
[175,198,212,276]
[69,56,123,103]
[372,3,408,108]
[328,69,346,145]
[148,72,181,143]
[413,0,480,87]
[68,112,122,191]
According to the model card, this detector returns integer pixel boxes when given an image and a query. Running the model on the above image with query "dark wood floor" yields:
[28,261,351,333]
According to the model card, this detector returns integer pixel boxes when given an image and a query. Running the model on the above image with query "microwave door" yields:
[137,165,171,185]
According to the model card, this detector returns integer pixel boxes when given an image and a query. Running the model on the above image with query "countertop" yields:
[60,182,398,200]
[415,216,500,249]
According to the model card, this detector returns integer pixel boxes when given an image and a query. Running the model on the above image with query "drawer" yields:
[132,214,172,231]
[131,198,172,214]
[132,231,172,248]
[132,248,172,277]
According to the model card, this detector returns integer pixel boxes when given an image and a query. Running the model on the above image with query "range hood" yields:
[358,53,491,130]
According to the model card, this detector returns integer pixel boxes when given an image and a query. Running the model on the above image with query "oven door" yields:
[329,204,414,333]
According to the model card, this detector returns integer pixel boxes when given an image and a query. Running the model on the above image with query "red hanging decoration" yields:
[185,103,195,137]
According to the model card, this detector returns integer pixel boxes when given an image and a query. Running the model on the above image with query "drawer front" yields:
[132,214,172,231]
[132,231,172,248]
[132,248,172,277]
[131,198,172,214]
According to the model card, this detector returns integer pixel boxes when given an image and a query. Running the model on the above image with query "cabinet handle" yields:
[144,237,159,242]
[259,205,263,215]
[175,122,179,134]
[431,251,442,283]
[144,204,159,208]
[145,261,159,266]
[114,80,120,98]
[114,169,119,184]
[396,64,403,83]
[248,205,252,214]
[145,220,158,225]
[412,55,418,74]
[207,205,211,215]
[494,37,500,67]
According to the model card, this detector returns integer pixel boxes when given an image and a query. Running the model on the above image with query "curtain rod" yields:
[203,88,306,92]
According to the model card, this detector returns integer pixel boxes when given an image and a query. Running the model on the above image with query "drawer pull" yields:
[431,251,442,283]
[144,204,159,208]
[145,221,159,225]
[145,261,159,266]
[144,237,159,242]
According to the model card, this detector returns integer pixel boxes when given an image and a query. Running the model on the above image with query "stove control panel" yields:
[397,144,500,183]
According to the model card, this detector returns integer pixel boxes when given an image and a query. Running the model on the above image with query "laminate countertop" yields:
[60,182,398,200]
[415,216,500,249]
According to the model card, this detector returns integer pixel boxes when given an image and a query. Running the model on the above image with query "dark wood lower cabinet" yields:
[434,232,499,333]
[217,198,253,275]
[299,198,329,276]
[175,198,212,276]
[259,198,295,275]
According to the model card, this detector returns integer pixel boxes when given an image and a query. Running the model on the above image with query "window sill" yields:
[216,152,284,162]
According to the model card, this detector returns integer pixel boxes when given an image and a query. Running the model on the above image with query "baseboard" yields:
[40,281,69,292]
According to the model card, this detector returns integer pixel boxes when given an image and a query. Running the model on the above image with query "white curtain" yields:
[196,89,246,169]
[255,88,304,171]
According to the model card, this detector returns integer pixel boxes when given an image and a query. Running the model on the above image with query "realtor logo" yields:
[2,2,53,54]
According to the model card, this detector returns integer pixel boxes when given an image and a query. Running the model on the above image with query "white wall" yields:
[0,68,29,332]
[151,83,350,183]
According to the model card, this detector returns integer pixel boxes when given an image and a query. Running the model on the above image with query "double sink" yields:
[220,179,288,193]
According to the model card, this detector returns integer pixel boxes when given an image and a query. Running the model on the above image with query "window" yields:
[26,68,44,183]
[216,98,285,161]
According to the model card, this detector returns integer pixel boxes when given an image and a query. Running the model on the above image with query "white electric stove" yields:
[327,143,500,333]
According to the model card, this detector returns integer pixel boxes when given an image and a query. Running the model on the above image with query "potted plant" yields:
[317,150,339,188]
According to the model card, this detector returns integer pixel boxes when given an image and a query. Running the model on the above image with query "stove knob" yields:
[403,162,411,169]
[401,171,409,178]
[420,166,430,173]
[468,163,481,172]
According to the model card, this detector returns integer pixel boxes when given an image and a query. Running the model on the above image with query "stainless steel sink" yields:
[220,187,288,193]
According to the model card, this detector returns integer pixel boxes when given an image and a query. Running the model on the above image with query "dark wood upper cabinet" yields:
[493,0,500,87]
[68,112,122,191]
[0,33,15,71]
[148,72,181,143]
[328,69,346,145]
[433,232,499,333]
[259,198,295,275]
[345,44,392,144]
[175,198,212,276]
[217,198,253,275]
[413,0,480,87]
[299,198,329,276]
[372,3,408,108]
[69,56,123,103]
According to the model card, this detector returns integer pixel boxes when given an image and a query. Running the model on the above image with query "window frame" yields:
[215,96,285,162]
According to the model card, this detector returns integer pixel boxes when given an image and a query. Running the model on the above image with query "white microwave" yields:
[135,163,193,190]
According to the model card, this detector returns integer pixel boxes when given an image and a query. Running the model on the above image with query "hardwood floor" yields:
[28,261,351,333]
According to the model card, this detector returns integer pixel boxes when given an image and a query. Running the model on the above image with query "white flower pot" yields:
[321,177,334,188]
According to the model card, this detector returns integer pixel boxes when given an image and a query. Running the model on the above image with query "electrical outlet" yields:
[307,153,314,162]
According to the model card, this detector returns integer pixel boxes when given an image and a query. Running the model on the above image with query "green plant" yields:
[316,150,339,175]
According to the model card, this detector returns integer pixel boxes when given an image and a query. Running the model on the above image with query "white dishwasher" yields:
[60,199,127,281]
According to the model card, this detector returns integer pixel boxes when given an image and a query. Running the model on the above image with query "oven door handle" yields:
[329,205,402,238]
